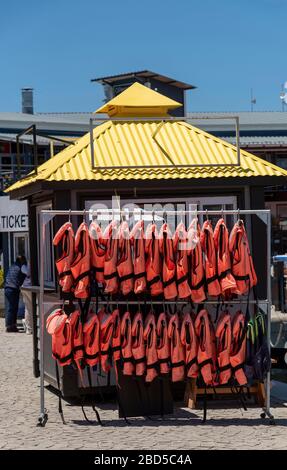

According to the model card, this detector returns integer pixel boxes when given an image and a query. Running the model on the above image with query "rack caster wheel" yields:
[260,412,266,419]
[269,418,276,425]
[37,412,48,427]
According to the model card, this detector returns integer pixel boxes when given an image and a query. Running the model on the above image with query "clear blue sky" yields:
[1,0,287,113]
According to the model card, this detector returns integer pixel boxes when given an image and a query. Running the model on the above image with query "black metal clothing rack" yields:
[37,208,273,426]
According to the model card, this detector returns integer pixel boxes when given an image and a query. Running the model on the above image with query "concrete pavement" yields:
[0,319,287,450]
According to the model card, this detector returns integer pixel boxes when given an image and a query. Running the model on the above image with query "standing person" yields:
[4,256,27,332]
[21,261,33,334]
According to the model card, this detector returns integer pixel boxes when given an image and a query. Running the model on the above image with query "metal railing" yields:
[89,115,241,171]
[0,158,34,190]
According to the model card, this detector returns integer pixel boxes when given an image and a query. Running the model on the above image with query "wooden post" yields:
[184,379,197,409]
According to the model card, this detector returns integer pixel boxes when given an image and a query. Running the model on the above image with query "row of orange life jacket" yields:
[46,307,248,386]
[53,218,257,301]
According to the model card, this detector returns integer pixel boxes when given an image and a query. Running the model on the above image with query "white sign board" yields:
[0,196,28,232]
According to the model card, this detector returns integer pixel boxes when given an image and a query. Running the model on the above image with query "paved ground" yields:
[1,319,287,450]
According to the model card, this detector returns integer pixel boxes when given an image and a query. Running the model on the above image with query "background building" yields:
[188,112,287,256]
[2,72,287,273]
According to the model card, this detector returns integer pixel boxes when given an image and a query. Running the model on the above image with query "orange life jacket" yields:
[173,222,192,299]
[53,222,75,293]
[200,220,221,297]
[167,312,185,382]
[159,223,178,300]
[131,311,146,376]
[229,221,257,295]
[117,221,134,296]
[99,310,114,373]
[89,221,106,284]
[213,219,237,295]
[230,310,247,385]
[83,311,100,367]
[68,309,84,368]
[120,311,134,375]
[144,312,158,382]
[103,221,119,294]
[188,219,206,303]
[215,310,232,385]
[70,222,91,298]
[195,309,217,386]
[180,312,198,378]
[111,308,121,362]
[130,220,146,294]
[46,309,72,366]
[156,312,170,375]
[145,223,163,296]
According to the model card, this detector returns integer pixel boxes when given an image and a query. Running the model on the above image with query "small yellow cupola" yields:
[94,82,182,117]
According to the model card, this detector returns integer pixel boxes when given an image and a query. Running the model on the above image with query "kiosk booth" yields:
[6,83,287,426]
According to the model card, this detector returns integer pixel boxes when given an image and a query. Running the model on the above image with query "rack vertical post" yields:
[37,211,48,426]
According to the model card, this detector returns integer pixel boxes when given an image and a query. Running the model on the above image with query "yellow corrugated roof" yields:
[6,119,287,193]
[95,82,182,116]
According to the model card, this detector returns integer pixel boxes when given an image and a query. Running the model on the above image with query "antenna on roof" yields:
[250,88,256,112]
[280,82,287,111]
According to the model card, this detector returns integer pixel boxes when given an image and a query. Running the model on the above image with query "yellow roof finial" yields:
[94,82,182,117]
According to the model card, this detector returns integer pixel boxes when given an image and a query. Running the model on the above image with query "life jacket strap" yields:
[218,363,231,372]
[134,356,146,364]
[232,362,244,372]
[100,350,109,356]
[58,270,72,279]
[82,368,103,426]
[163,276,176,288]
[206,274,218,284]
[54,352,73,364]
[191,278,205,290]
[218,269,231,280]
[146,361,158,369]
[234,274,250,281]
[176,273,189,285]
[104,271,118,280]
[85,352,99,360]
[74,270,90,284]
[92,266,104,273]
[186,357,197,369]
[119,272,134,282]
[158,357,171,364]
[134,271,146,280]
[147,275,161,288]
[111,345,121,352]
[170,360,185,369]
[55,362,66,425]
[73,345,84,354]
[122,356,133,363]
[198,358,213,369]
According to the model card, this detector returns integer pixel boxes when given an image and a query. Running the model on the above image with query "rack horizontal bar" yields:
[89,115,241,122]
[43,299,268,306]
[42,209,270,216]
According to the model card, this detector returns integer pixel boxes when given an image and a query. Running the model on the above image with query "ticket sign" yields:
[0,196,28,232]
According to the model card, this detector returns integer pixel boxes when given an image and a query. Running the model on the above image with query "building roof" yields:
[95,82,182,116]
[0,132,75,146]
[2,110,287,141]
[91,70,196,90]
[0,112,92,137]
[5,85,287,195]
[0,112,91,124]
[223,135,287,147]
[188,112,287,132]
[6,119,287,194]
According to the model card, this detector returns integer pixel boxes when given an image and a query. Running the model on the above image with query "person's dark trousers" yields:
[4,287,20,328]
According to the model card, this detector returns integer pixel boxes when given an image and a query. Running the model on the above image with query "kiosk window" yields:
[36,204,55,288]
